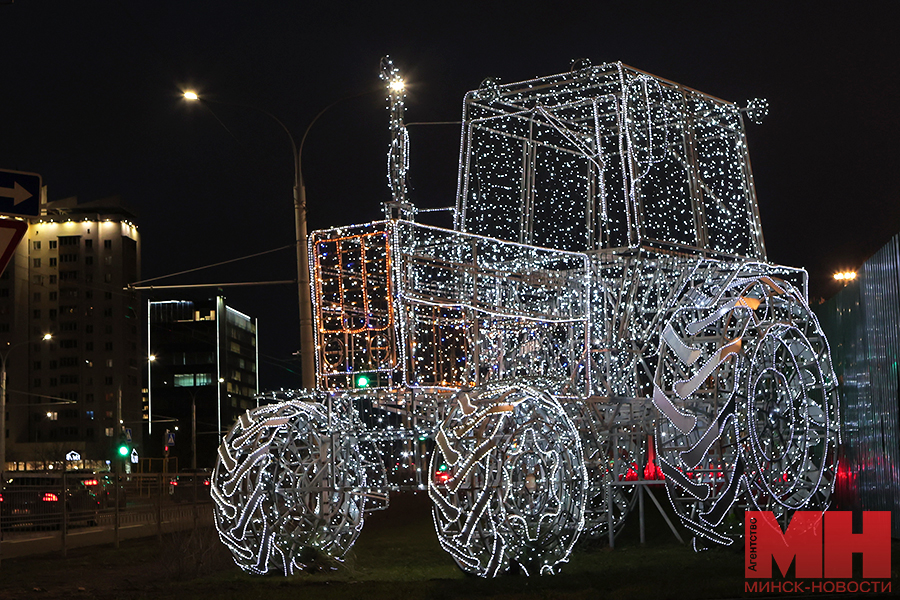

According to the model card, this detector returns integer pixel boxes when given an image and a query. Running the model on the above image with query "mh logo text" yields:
[745,511,891,579]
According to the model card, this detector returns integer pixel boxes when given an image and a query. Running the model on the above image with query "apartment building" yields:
[0,195,141,470]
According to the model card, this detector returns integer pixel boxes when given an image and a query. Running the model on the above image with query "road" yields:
[0,501,213,560]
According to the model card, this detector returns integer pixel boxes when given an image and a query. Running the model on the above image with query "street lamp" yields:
[833,271,858,284]
[1,333,53,473]
[183,87,383,389]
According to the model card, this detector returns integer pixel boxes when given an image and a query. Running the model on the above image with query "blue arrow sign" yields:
[0,169,41,217]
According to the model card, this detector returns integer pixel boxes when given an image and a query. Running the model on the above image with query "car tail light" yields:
[82,479,99,486]
[434,470,451,485]
[42,492,59,502]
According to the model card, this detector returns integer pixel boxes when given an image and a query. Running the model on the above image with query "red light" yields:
[434,471,451,484]
[0,492,4,502]
[204,479,210,486]
[624,463,638,481]
[83,479,99,486]
[42,492,59,502]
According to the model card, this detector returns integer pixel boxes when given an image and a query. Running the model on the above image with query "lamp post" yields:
[183,88,386,389]
[0,333,52,473]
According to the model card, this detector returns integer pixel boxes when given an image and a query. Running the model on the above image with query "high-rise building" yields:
[147,296,258,470]
[0,194,142,470]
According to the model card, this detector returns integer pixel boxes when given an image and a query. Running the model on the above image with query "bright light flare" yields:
[389,79,405,92]
[833,271,857,281]
[184,91,199,101]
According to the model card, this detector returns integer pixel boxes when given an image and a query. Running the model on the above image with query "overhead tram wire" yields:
[128,242,296,290]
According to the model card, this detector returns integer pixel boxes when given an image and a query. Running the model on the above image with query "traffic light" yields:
[115,435,130,459]
[434,462,451,485]
[354,372,372,389]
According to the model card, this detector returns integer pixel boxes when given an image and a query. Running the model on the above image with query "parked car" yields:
[1,472,101,529]
[69,471,127,509]
[169,469,211,503]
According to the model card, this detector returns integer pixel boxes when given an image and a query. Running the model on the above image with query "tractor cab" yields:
[454,62,767,260]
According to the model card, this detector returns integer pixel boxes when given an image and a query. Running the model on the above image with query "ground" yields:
[0,494,895,600]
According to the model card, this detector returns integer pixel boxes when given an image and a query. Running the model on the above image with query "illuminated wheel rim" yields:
[212,399,365,575]
[428,386,587,577]
[655,275,839,545]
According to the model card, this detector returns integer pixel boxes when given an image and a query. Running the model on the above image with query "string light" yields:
[655,275,839,546]
[380,56,411,217]
[212,59,839,576]
[210,396,370,575]
[429,386,587,576]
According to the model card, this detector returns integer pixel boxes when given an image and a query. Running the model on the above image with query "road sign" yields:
[0,169,41,217]
[125,427,133,443]
[166,431,175,446]
[0,219,27,276]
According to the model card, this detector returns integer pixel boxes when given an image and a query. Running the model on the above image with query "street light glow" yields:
[833,271,857,281]
[42,333,52,340]
[389,79,405,92]
[184,91,199,101]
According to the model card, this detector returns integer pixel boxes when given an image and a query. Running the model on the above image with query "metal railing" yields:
[0,472,213,562]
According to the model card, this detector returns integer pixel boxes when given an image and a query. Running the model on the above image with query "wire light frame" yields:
[211,58,839,576]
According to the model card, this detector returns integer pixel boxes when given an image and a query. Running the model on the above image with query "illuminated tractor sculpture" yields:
[212,60,839,576]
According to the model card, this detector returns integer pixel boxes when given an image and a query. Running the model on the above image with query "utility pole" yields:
[192,395,197,472]
[114,387,122,549]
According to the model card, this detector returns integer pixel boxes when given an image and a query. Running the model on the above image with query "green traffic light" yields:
[355,374,370,388]
[117,445,129,457]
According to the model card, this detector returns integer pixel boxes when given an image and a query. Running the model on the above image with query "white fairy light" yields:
[213,59,839,576]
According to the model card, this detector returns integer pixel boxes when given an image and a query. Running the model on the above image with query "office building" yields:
[147,296,258,470]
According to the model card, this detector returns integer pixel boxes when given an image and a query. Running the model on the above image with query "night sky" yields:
[1,1,897,390]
